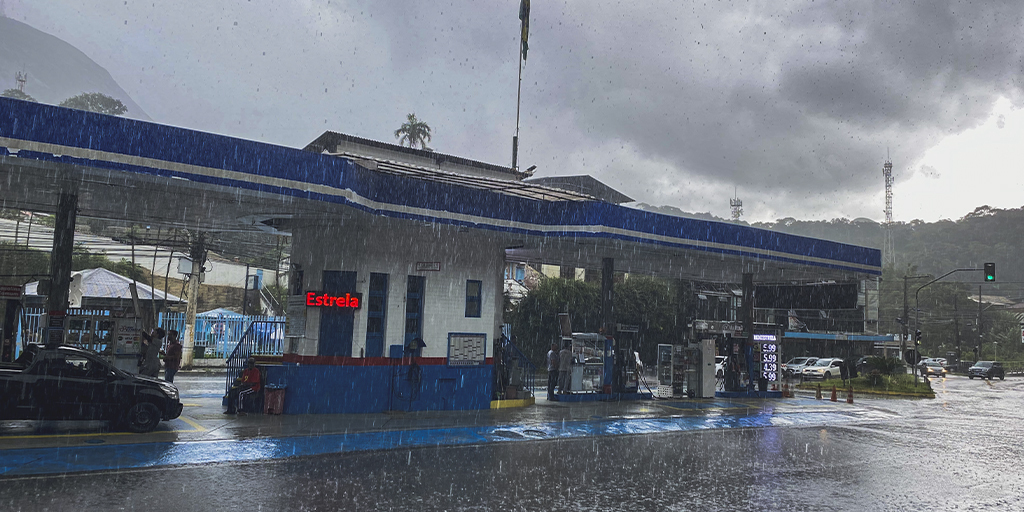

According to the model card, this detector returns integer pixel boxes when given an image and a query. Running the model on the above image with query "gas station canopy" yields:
[0,98,880,285]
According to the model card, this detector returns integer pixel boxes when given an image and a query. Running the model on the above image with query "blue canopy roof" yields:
[0,97,880,276]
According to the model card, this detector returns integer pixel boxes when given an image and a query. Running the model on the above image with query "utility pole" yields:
[902,277,909,361]
[242,263,250,316]
[977,285,983,360]
[952,295,961,366]
[901,274,928,365]
[181,231,206,368]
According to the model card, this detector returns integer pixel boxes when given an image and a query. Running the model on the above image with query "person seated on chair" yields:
[225,358,261,415]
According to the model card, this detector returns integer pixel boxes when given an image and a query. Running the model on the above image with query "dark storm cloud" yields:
[495,0,1024,200]
[335,0,1024,219]
[12,0,1023,220]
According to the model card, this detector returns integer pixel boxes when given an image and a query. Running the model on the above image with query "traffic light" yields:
[984,262,995,282]
[915,329,922,345]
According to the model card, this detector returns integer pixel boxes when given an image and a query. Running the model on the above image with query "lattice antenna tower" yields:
[729,187,743,222]
[882,156,895,266]
[15,71,27,92]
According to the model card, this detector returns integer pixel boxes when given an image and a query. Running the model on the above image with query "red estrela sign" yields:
[305,292,361,309]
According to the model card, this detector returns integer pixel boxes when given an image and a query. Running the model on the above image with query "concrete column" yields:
[46,192,77,314]
[601,258,615,333]
[742,273,755,392]
[181,231,206,368]
[741,273,754,338]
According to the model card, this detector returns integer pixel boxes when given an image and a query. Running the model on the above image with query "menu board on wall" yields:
[286,295,307,338]
[448,333,486,366]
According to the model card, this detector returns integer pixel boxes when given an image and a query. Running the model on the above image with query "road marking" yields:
[177,416,206,432]
[0,431,134,441]
[0,417,205,441]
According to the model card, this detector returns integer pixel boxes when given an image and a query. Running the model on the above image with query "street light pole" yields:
[902,275,928,365]
[914,268,986,382]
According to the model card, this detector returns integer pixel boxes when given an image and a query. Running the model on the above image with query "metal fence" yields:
[495,330,536,400]
[224,319,288,395]
[15,308,285,359]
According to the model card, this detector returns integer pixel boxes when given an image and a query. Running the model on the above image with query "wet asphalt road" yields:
[1,375,1021,511]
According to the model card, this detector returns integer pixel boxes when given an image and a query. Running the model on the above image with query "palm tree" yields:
[394,113,432,150]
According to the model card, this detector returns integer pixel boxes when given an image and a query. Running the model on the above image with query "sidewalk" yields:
[0,374,894,477]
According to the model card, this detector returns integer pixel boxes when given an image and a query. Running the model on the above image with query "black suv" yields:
[967,361,1005,380]
[1,344,183,432]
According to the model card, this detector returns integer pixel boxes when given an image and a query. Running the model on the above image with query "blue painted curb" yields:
[0,408,871,477]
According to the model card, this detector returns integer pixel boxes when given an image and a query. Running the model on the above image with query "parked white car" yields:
[782,356,818,378]
[801,358,844,380]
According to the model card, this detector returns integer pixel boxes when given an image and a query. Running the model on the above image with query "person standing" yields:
[558,340,573,395]
[546,341,560,401]
[139,328,165,377]
[163,330,183,383]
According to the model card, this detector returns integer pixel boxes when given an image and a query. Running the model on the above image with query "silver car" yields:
[801,358,844,380]
[783,356,818,377]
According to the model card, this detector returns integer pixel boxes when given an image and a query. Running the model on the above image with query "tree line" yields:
[1,89,128,116]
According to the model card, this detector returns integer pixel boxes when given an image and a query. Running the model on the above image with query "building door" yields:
[404,275,425,355]
[365,273,388,358]
[319,270,356,357]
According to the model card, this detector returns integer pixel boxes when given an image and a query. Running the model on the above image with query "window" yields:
[365,273,388,358]
[465,280,482,318]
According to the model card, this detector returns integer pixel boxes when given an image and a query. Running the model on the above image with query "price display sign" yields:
[760,342,779,382]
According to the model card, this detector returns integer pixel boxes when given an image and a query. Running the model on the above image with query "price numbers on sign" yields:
[761,342,780,382]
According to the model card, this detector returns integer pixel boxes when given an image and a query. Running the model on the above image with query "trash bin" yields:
[193,346,206,359]
[263,384,286,415]
[758,377,768,392]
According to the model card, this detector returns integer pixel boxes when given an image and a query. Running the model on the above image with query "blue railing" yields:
[495,334,536,400]
[224,320,287,395]
[15,308,283,359]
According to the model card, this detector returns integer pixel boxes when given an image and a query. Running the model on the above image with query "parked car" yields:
[855,355,873,374]
[968,361,1005,380]
[0,344,183,432]
[782,357,818,378]
[921,360,946,377]
[801,358,844,380]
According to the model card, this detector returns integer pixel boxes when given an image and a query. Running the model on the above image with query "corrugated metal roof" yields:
[24,268,182,302]
[330,151,596,202]
[305,130,522,179]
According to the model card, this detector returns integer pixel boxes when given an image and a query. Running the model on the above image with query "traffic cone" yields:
[846,387,854,404]
[830,385,837,402]
[815,384,822,400]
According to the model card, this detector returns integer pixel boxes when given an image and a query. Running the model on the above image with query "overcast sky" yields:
[5,0,1024,223]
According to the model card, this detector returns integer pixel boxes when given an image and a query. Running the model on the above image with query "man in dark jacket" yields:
[139,328,165,377]
[163,330,183,383]
[546,341,559,401]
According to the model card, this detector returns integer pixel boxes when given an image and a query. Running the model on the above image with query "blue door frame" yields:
[404,275,425,356]
[319,270,356,357]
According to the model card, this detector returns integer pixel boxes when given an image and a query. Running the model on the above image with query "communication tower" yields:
[729,188,743,222]
[882,158,895,266]
[15,71,27,92]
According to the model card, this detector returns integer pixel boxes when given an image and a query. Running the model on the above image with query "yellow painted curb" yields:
[794,384,934,398]
[490,397,536,409]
